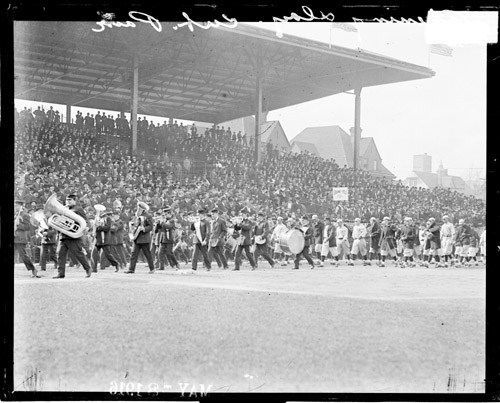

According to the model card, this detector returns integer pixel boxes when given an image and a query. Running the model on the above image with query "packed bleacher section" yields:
[15,105,486,228]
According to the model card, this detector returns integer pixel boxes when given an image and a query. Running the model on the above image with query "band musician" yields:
[233,208,256,271]
[293,215,315,270]
[253,212,275,269]
[14,199,39,278]
[208,208,229,270]
[38,221,58,271]
[125,202,155,274]
[110,209,127,270]
[190,208,212,271]
[158,207,180,270]
[92,210,121,272]
[53,193,92,278]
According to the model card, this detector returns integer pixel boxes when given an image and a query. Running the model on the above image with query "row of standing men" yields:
[14,194,485,278]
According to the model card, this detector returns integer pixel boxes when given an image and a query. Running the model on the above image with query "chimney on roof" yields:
[349,127,362,143]
[437,161,448,187]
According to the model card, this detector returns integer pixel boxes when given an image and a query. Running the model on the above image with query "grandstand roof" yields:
[14,21,434,124]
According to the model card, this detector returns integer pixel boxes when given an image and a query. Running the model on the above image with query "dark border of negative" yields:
[1,0,499,402]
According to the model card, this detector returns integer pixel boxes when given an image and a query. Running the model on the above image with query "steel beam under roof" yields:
[14,21,434,123]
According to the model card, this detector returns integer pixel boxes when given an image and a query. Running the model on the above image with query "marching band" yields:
[15,193,486,278]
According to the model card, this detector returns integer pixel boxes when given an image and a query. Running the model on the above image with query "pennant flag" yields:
[430,44,453,57]
[332,22,358,33]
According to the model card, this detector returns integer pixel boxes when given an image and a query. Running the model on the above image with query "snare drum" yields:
[278,229,305,255]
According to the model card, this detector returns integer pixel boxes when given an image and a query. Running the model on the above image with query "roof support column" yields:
[254,73,263,164]
[353,87,362,170]
[66,105,71,124]
[130,54,139,155]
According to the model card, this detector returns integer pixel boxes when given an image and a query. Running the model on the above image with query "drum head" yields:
[287,230,305,254]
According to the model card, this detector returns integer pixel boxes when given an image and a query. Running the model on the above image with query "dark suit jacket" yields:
[209,218,227,247]
[253,221,270,244]
[14,212,31,244]
[456,224,472,245]
[323,224,336,247]
[110,219,124,245]
[159,219,176,244]
[298,225,314,247]
[41,228,58,244]
[191,219,210,245]
[369,222,381,245]
[134,215,153,244]
[400,224,417,248]
[313,221,324,244]
[379,223,397,248]
[234,219,253,246]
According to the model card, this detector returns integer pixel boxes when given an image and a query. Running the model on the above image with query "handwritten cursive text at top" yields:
[172,12,238,32]
[92,11,162,33]
[272,6,335,37]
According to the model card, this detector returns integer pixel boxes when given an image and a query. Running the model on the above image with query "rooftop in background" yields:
[291,125,395,178]
[14,21,434,124]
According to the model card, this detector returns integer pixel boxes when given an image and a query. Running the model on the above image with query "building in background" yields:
[402,155,477,197]
[221,116,291,153]
[290,125,395,179]
[413,153,432,173]
[290,141,321,157]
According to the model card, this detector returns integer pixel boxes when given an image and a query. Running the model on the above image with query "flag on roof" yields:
[332,22,358,33]
[430,44,453,57]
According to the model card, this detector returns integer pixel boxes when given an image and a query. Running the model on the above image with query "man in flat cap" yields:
[125,201,156,274]
[91,210,121,272]
[208,208,229,270]
[157,206,180,270]
[378,216,398,267]
[190,208,212,271]
[233,207,256,271]
[110,208,128,270]
[14,199,39,278]
[423,217,443,268]
[253,212,275,269]
[53,193,92,278]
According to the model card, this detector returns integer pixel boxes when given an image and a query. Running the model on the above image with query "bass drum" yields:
[225,236,238,253]
[278,229,305,255]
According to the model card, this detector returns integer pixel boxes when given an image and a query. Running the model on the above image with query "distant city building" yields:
[413,153,432,173]
[403,156,474,196]
[291,125,395,178]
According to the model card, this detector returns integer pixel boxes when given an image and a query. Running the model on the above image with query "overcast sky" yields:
[246,22,486,181]
[15,21,486,181]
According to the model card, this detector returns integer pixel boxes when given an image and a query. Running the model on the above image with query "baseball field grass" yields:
[13,260,485,394]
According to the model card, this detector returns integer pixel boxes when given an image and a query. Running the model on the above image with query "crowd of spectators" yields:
[15,105,486,229]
